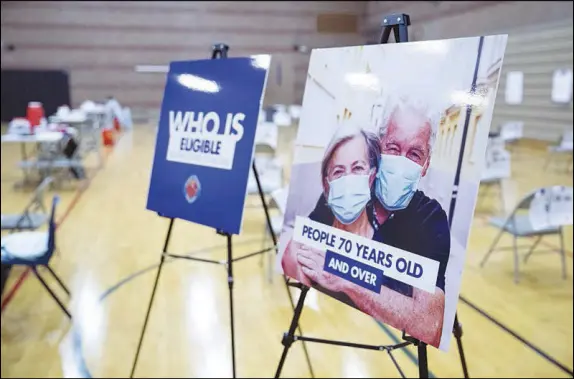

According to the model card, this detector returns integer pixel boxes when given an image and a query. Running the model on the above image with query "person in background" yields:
[295,96,450,347]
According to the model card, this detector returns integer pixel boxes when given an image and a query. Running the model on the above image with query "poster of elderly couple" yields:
[277,35,508,351]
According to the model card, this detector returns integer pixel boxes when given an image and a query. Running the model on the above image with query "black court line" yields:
[460,295,573,377]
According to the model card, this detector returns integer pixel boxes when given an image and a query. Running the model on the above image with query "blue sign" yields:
[323,250,385,293]
[147,56,270,234]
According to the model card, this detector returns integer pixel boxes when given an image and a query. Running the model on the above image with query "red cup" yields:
[102,128,115,146]
[26,102,44,132]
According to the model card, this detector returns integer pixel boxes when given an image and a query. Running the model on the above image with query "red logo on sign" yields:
[184,175,201,204]
[186,181,198,198]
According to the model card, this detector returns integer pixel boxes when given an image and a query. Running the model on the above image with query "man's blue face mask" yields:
[375,154,424,211]
[327,173,372,225]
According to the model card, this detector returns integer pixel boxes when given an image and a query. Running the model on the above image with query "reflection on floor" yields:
[1,123,572,378]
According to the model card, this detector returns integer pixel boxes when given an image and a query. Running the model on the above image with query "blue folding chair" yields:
[1,176,53,232]
[1,195,71,318]
[480,188,569,283]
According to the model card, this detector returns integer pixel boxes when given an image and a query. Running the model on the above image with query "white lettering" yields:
[224,113,234,136]
[231,113,245,141]
[328,257,349,274]
[292,217,439,294]
[166,109,250,170]
[202,112,220,135]
[187,111,204,133]
[169,111,190,132]
[168,110,246,141]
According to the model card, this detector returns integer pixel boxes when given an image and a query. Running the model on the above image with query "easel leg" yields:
[251,162,276,246]
[418,342,429,378]
[512,234,520,284]
[453,314,470,378]
[252,163,314,377]
[275,286,309,378]
[226,233,237,378]
[253,163,273,283]
[130,218,174,378]
[480,228,504,268]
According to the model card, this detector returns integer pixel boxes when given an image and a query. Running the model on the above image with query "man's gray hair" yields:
[322,123,380,181]
[377,95,441,153]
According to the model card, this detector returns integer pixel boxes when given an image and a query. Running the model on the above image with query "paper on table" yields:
[505,71,523,104]
[551,69,573,104]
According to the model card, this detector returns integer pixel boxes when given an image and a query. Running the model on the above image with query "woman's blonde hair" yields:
[321,123,380,182]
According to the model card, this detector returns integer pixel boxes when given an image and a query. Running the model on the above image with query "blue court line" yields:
[375,321,436,378]
[70,327,92,378]
[69,238,268,377]
[99,262,165,302]
[99,238,268,302]
[67,261,166,379]
[71,238,438,378]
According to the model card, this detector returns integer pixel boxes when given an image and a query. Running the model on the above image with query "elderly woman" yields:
[281,124,380,301]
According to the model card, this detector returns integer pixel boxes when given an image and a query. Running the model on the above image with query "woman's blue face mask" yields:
[327,173,372,225]
[375,154,424,211]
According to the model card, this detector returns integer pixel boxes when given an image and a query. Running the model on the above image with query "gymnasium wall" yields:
[0,1,365,113]
[2,1,573,141]
[362,1,574,141]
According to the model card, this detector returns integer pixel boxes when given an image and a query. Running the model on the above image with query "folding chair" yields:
[273,107,292,127]
[1,195,71,318]
[26,132,87,186]
[260,187,289,283]
[245,135,282,212]
[288,105,302,120]
[480,186,571,283]
[478,138,511,212]
[1,176,53,232]
[254,121,279,152]
[545,130,573,172]
[247,156,283,196]
[499,121,524,152]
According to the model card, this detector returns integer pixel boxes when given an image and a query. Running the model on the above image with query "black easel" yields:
[129,43,314,379]
[274,13,471,379]
[445,36,487,379]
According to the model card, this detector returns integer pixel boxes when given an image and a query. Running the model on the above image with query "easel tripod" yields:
[274,14,470,379]
[129,43,314,378]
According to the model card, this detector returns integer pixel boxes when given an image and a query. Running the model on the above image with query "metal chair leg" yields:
[559,227,567,280]
[259,223,267,268]
[45,264,71,296]
[512,234,520,284]
[523,236,543,263]
[498,180,505,213]
[32,267,72,319]
[480,228,505,268]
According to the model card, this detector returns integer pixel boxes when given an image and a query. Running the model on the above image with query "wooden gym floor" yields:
[1,123,572,378]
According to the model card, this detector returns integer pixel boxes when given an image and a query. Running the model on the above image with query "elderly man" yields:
[299,97,450,347]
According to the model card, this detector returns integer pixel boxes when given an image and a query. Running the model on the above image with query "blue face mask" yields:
[375,154,424,211]
[327,174,371,225]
